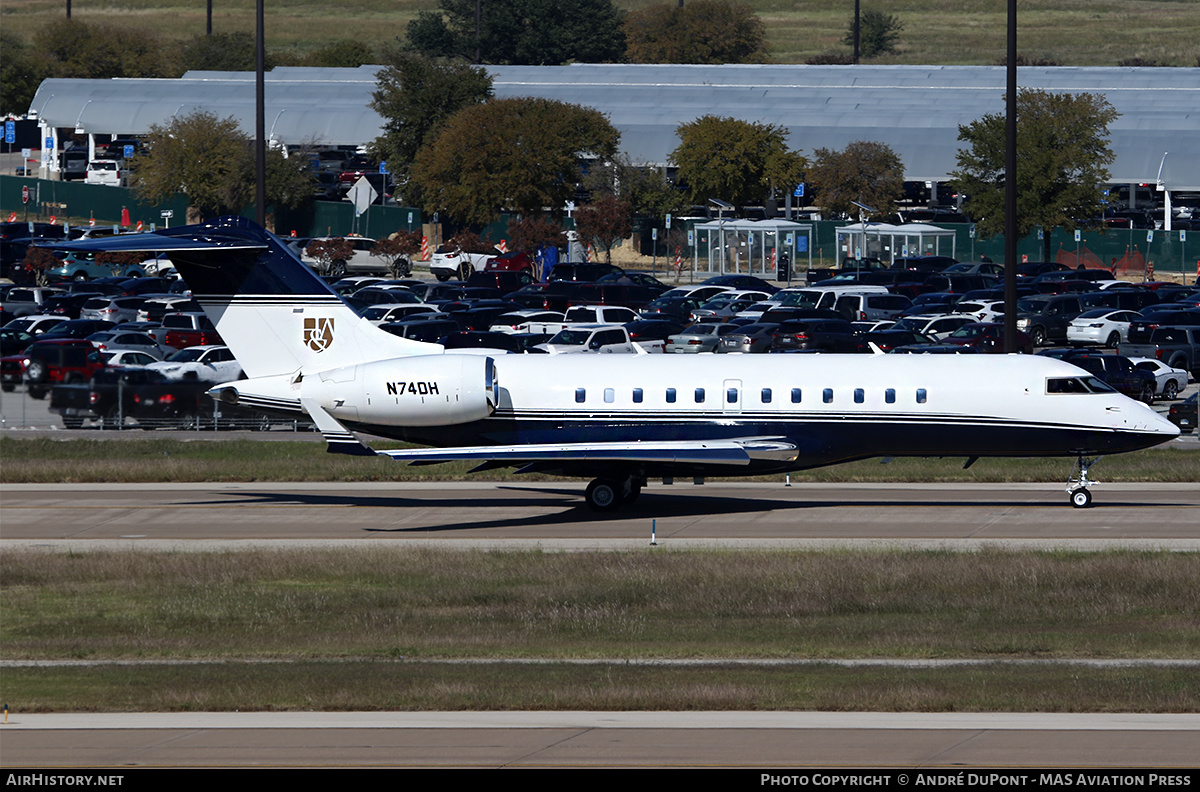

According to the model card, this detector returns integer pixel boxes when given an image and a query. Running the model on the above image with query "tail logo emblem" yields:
[304,317,334,352]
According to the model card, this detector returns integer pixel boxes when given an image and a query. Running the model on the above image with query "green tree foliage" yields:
[33,19,169,79]
[130,111,314,220]
[951,90,1118,261]
[178,32,258,73]
[669,116,805,208]
[0,31,44,115]
[306,40,375,68]
[574,195,633,264]
[407,0,625,65]
[411,97,620,226]
[369,53,493,197]
[808,140,904,219]
[844,9,903,58]
[624,0,767,65]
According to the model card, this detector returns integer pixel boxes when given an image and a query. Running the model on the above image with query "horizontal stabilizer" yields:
[300,397,377,457]
[375,437,798,467]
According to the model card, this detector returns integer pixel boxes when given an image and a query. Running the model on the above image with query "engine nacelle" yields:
[303,354,496,427]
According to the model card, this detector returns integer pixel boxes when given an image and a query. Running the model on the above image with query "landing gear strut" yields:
[1066,455,1101,508]
[584,475,645,512]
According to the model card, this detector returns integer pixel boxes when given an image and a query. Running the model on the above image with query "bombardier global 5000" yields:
[52,217,1179,510]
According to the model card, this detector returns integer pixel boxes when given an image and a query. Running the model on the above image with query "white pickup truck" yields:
[534,324,638,355]
[523,305,640,335]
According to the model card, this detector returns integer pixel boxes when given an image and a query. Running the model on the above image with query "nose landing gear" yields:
[1066,455,1101,508]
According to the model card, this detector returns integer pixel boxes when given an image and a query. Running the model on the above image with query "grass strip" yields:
[4,547,1198,662]
[3,662,1197,713]
[1,437,1196,483]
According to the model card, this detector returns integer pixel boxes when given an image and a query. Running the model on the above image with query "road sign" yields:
[349,176,377,216]
[378,161,388,174]
[161,209,173,218]
[124,144,135,159]
[21,186,30,204]
[4,121,15,145]
[794,183,805,198]
[665,213,672,229]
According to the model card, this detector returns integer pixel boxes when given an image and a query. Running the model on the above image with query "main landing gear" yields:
[584,475,645,512]
[1066,454,1101,508]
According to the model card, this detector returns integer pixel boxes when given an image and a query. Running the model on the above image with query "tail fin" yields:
[52,216,442,378]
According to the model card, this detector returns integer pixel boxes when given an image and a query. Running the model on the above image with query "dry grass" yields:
[5,662,1198,712]
[2,1,1197,66]
[4,547,1198,661]
[3,546,1198,711]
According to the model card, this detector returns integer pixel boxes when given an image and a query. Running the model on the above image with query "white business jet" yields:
[51,217,1179,511]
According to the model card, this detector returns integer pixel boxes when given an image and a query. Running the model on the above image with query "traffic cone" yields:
[120,207,131,227]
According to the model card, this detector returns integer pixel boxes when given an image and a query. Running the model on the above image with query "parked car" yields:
[716,323,781,354]
[1167,393,1198,434]
[1128,358,1189,401]
[1,338,106,398]
[535,325,636,354]
[84,159,125,186]
[665,323,743,354]
[1059,352,1157,404]
[147,345,242,383]
[1067,309,1142,348]
[943,323,1034,354]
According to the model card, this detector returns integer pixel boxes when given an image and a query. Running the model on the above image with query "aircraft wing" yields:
[374,438,799,468]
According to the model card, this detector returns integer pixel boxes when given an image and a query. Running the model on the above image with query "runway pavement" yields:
[3,481,1199,549]
[2,712,1198,768]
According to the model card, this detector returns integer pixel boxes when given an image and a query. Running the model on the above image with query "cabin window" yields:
[790,388,802,403]
[695,387,706,403]
[762,388,772,403]
[823,388,833,404]
[575,388,586,403]
[727,388,738,404]
[853,388,864,404]
[885,388,896,404]
[916,388,927,404]
[666,388,676,404]
[604,388,615,403]
[633,388,643,403]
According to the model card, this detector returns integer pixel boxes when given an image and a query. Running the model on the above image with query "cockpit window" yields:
[1046,377,1115,394]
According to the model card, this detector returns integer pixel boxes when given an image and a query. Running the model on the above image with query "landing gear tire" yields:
[1070,488,1092,509]
[585,478,622,512]
[623,483,642,505]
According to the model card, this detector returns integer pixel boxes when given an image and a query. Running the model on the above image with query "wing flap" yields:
[375,438,798,467]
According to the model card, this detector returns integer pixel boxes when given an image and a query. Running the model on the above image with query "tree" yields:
[177,32,257,73]
[574,195,632,264]
[669,116,805,208]
[33,19,169,79]
[808,141,904,219]
[507,216,567,254]
[844,9,903,59]
[130,111,314,220]
[304,238,354,277]
[411,97,620,226]
[0,31,45,115]
[371,232,422,277]
[624,1,767,65]
[583,154,687,222]
[406,0,625,65]
[369,53,493,198]
[951,89,1118,262]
